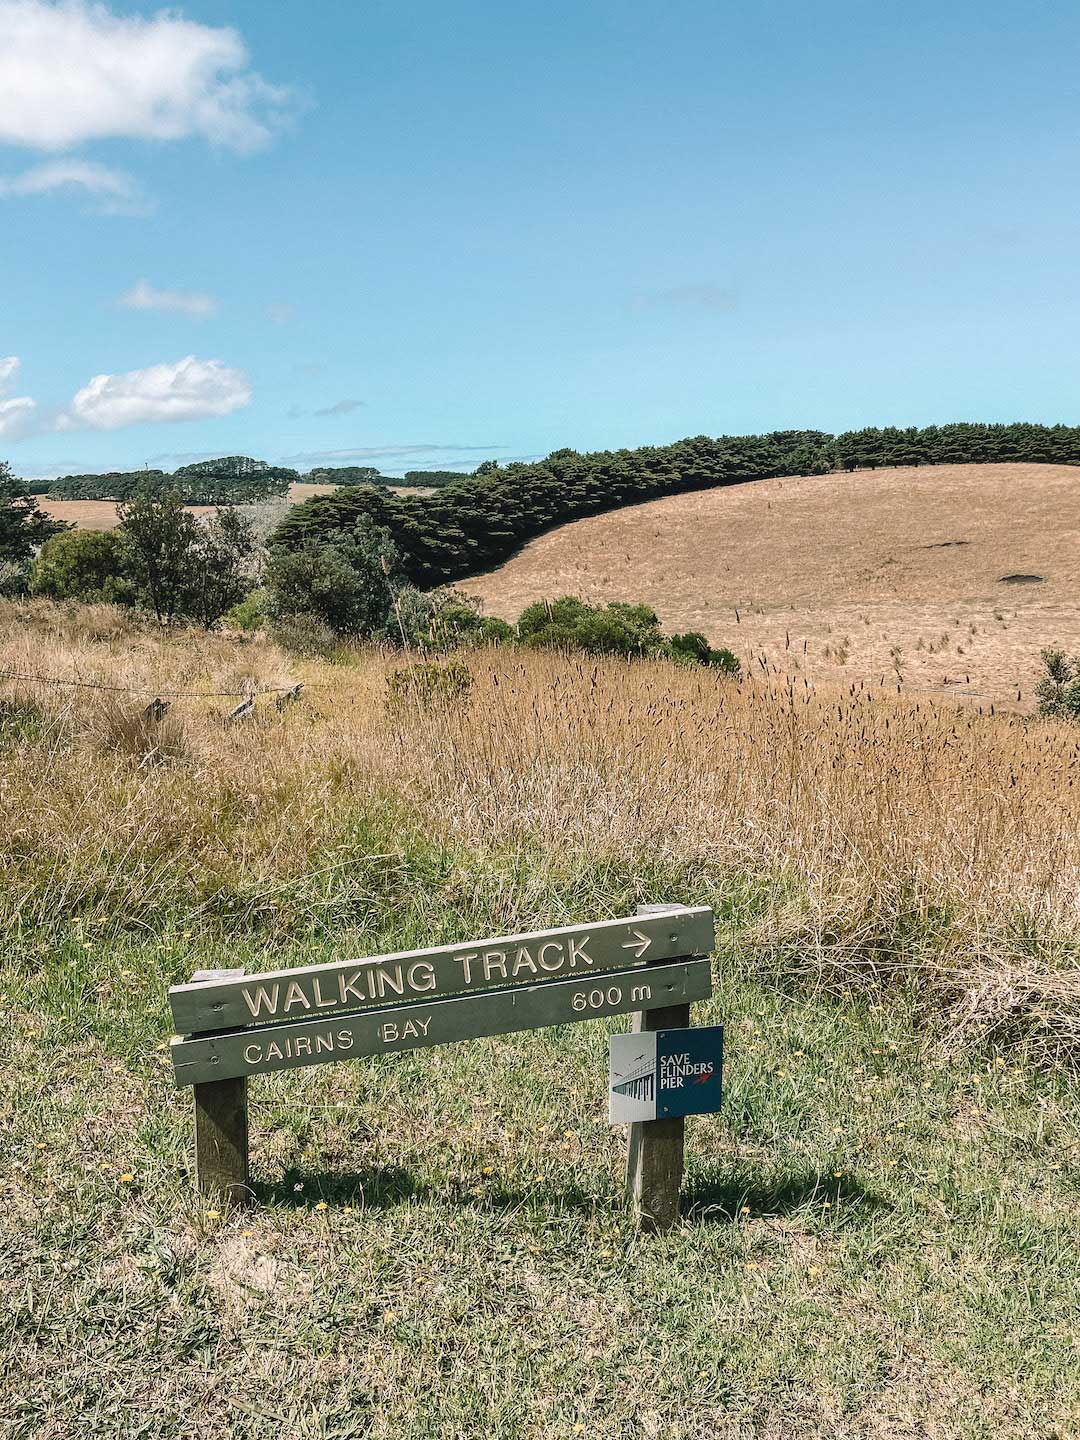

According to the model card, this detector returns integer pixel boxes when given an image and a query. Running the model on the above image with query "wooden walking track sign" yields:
[169,904,716,1230]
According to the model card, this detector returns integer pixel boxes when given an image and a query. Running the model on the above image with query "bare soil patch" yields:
[459,462,1080,709]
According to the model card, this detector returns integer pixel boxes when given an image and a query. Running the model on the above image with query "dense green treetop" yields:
[0,460,67,563]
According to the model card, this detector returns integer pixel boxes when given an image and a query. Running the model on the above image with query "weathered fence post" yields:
[190,968,250,1207]
[625,905,691,1232]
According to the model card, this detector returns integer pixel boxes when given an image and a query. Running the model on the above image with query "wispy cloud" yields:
[0,158,150,216]
[283,443,507,466]
[57,355,251,431]
[313,398,365,417]
[0,356,36,439]
[118,279,217,318]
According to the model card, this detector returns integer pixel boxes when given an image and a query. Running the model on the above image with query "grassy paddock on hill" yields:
[2,600,1080,1438]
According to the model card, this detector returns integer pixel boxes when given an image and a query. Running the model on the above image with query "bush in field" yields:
[665,630,741,675]
[517,596,666,658]
[1035,649,1080,721]
[390,587,512,650]
[117,490,257,627]
[30,529,135,604]
[264,521,400,638]
[224,589,266,632]
[267,611,339,658]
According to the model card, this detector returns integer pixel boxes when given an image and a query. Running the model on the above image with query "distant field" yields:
[33,480,430,530]
[460,462,1080,710]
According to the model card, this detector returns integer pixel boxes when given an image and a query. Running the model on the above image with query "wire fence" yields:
[0,667,306,700]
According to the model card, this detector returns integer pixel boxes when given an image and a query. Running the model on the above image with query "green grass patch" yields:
[4,896,1079,1438]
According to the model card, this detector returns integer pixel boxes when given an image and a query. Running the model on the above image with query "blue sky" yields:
[2,0,1079,477]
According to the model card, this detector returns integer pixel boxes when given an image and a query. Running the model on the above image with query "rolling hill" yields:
[459,462,1080,709]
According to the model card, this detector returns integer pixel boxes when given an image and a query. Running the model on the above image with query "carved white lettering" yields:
[538,940,564,971]
[482,949,508,982]
[293,1037,312,1056]
[312,976,337,1008]
[455,952,479,985]
[244,1043,262,1064]
[242,983,280,1018]
[376,965,405,998]
[315,1034,335,1053]
[568,935,592,968]
[266,1040,284,1061]
[338,971,366,1005]
[284,981,311,1012]
[336,1029,354,1049]
[512,945,538,977]
[407,960,436,992]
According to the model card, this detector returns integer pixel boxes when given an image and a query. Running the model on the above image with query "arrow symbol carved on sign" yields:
[622,929,652,959]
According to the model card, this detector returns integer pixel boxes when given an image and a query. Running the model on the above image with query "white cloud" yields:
[0,396,37,439]
[0,357,21,396]
[0,356,37,438]
[0,0,290,153]
[0,158,149,214]
[58,356,252,431]
[119,279,217,318]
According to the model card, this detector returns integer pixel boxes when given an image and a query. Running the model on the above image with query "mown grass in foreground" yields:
[5,905,1080,1440]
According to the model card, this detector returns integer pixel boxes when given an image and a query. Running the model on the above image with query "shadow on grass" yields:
[254,1165,602,1216]
[255,1162,886,1226]
[683,1166,888,1224]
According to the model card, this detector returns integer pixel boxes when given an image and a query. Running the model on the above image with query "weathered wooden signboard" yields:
[169,904,716,1229]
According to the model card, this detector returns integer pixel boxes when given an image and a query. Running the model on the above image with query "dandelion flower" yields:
[119,1173,134,1184]
[314,1201,328,1212]
[206,1210,221,1220]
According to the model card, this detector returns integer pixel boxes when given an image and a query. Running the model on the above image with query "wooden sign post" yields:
[189,968,250,1207]
[624,905,691,1231]
[170,907,716,1226]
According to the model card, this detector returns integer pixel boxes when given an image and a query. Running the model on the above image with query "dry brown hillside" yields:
[460,462,1080,709]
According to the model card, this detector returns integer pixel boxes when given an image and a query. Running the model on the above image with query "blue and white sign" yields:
[608,1025,724,1123]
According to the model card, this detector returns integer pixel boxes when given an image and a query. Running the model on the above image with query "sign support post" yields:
[625,906,689,1232]
[190,969,250,1207]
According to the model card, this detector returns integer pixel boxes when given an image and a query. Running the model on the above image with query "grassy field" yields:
[2,602,1080,1439]
[31,480,435,532]
[459,462,1080,710]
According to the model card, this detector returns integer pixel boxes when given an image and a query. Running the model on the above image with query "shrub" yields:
[29,529,134,604]
[267,611,340,659]
[517,597,665,658]
[224,589,266,633]
[666,630,741,675]
[1035,649,1080,721]
[265,521,399,638]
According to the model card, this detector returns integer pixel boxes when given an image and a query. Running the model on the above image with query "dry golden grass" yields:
[2,599,1079,1056]
[460,462,1080,710]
